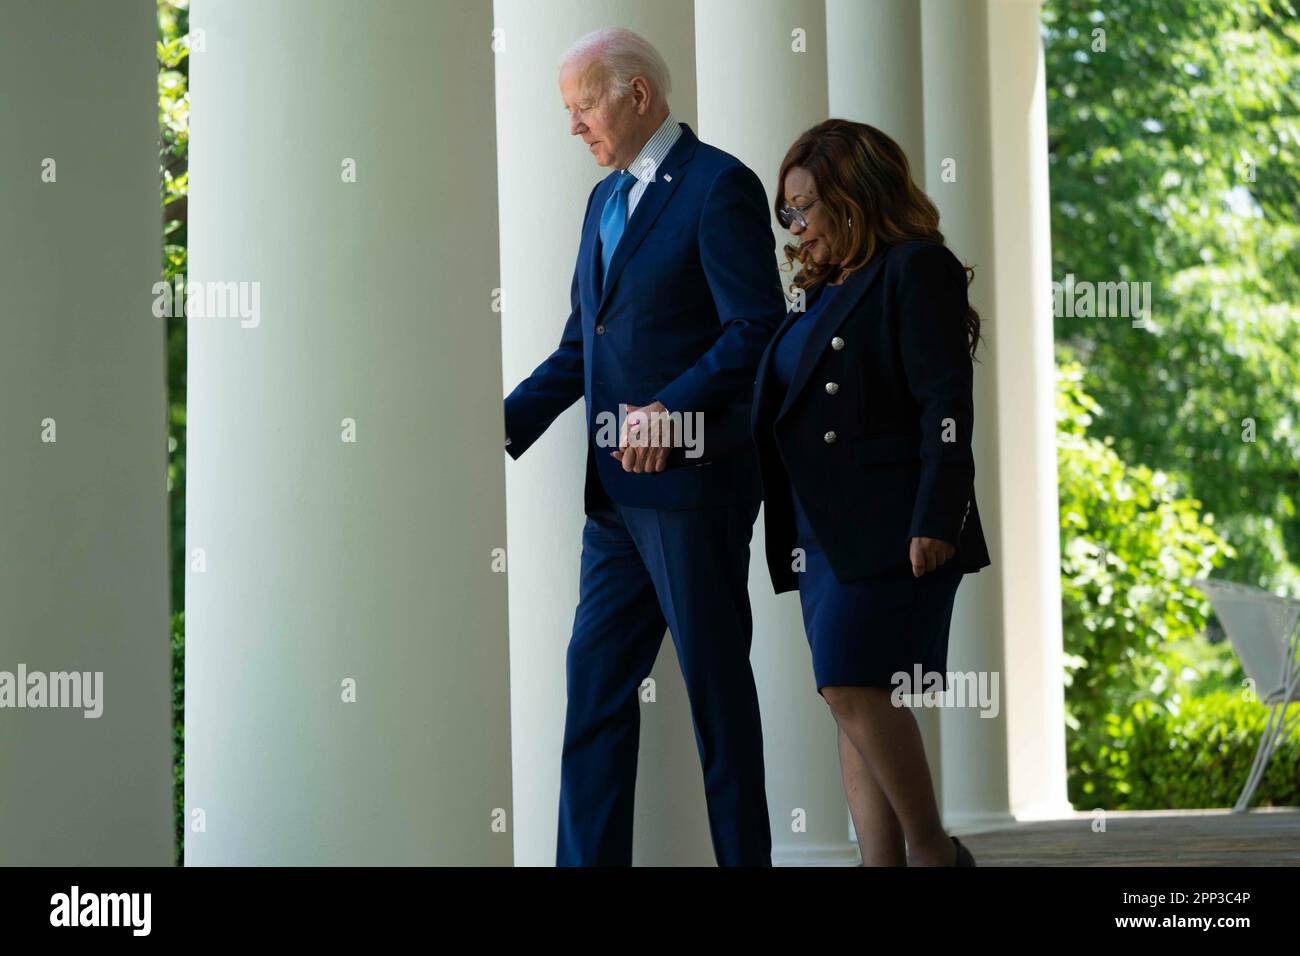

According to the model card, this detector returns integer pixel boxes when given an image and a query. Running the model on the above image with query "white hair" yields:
[559,27,672,107]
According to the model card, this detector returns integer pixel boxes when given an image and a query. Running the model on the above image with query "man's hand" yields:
[612,401,674,473]
[909,536,956,577]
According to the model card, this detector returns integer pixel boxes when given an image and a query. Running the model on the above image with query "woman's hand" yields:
[909,536,956,577]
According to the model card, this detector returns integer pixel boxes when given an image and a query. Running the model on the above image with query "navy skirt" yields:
[790,489,962,694]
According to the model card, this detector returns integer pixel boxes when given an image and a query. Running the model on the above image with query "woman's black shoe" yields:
[951,835,976,867]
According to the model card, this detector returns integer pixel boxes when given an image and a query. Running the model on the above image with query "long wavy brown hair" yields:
[775,119,982,358]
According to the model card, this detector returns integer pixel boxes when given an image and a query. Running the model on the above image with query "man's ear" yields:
[630,77,647,113]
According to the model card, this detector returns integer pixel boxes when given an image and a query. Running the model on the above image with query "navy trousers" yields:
[557,496,772,866]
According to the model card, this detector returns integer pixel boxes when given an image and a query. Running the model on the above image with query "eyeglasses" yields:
[566,89,612,123]
[777,197,819,229]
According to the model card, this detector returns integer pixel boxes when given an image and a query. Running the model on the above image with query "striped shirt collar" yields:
[622,110,681,183]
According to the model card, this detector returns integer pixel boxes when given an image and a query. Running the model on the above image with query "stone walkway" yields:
[955,808,1300,866]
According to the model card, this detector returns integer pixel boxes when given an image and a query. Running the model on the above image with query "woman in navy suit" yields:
[751,119,991,867]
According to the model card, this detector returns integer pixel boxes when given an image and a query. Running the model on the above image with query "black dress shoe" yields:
[950,835,976,867]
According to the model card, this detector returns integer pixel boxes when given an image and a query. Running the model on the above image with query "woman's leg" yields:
[836,722,906,865]
[823,686,957,866]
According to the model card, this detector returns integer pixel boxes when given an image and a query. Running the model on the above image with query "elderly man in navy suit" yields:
[503,27,785,866]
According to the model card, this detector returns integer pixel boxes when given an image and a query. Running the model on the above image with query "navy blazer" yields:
[504,122,786,512]
[750,240,992,593]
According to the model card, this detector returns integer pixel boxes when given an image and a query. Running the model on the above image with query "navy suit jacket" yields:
[751,240,992,593]
[504,122,786,512]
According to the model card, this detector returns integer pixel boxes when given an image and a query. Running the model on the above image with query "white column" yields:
[827,0,926,168]
[826,0,946,842]
[493,0,713,867]
[697,0,857,866]
[986,0,1070,821]
[920,0,1010,833]
[922,0,1066,831]
[185,0,512,864]
[0,0,172,866]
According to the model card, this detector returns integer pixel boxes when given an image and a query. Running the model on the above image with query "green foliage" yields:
[158,0,189,867]
[171,611,185,865]
[159,0,188,615]
[1056,358,1236,806]
[1121,691,1300,808]
[1043,0,1300,595]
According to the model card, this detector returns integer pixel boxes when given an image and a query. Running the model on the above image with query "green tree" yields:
[1056,359,1233,805]
[1043,0,1300,594]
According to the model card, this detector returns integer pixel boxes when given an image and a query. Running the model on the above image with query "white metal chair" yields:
[1196,578,1300,812]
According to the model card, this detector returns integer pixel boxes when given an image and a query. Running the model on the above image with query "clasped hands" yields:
[611,400,674,473]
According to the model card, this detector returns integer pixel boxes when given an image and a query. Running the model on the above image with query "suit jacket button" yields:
[831,336,845,350]
[824,430,837,444]
[825,381,839,395]
[595,324,605,335]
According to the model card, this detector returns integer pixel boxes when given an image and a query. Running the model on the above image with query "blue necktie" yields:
[598,171,636,291]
